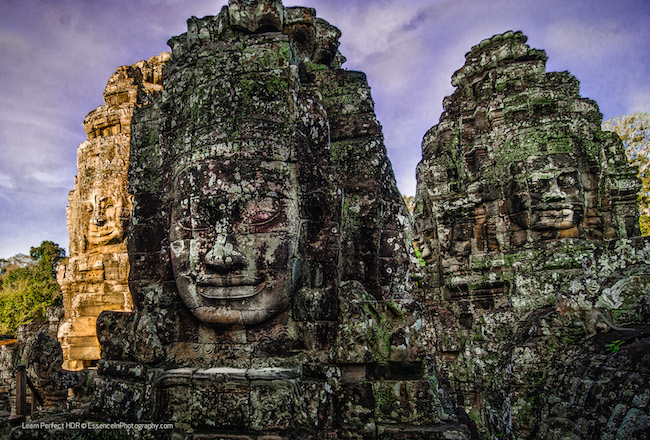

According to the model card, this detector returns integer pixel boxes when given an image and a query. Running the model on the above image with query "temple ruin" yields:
[5,3,648,440]
[413,31,650,438]
[56,53,168,370]
[90,1,474,438]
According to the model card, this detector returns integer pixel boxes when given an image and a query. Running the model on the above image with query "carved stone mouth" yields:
[196,274,263,286]
[88,225,118,238]
[197,273,266,299]
[198,280,267,299]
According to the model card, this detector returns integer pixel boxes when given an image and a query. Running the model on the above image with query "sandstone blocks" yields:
[57,53,169,370]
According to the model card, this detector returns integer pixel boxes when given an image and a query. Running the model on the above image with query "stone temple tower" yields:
[57,53,168,370]
[90,1,477,438]
[412,30,647,437]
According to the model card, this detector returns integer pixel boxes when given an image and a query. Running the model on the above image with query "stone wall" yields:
[56,53,169,370]
[0,311,67,416]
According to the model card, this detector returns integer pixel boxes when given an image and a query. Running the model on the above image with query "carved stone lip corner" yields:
[86,226,120,243]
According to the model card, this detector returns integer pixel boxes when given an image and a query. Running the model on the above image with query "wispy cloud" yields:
[0,173,15,191]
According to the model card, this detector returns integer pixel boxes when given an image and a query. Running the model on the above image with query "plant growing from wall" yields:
[606,339,625,353]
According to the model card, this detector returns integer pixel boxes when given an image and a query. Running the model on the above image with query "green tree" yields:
[603,112,650,236]
[0,241,66,335]
[29,240,66,278]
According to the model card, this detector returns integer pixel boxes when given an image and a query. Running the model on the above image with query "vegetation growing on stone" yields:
[2,4,649,440]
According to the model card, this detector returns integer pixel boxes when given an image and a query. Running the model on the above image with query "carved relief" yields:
[412,30,646,436]
[168,161,301,327]
[92,2,471,438]
[57,53,168,370]
[414,30,640,297]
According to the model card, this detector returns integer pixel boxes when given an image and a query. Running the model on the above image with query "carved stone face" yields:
[506,158,587,242]
[528,169,583,240]
[168,160,300,327]
[84,193,126,249]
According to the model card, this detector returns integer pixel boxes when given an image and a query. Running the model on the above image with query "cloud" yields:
[0,30,30,54]
[0,173,15,191]
[545,19,628,61]
[627,88,650,116]
[30,170,70,188]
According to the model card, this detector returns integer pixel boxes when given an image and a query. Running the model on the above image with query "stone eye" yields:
[249,210,279,226]
[178,217,210,232]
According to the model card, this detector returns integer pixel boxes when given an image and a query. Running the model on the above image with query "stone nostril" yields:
[91,212,105,226]
[205,235,247,271]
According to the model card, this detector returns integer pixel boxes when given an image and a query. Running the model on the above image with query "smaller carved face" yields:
[84,194,125,248]
[528,170,583,239]
[312,20,341,66]
[168,160,300,327]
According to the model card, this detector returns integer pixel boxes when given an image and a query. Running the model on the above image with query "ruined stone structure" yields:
[414,31,650,438]
[8,9,649,440]
[0,311,73,418]
[89,1,475,439]
[414,30,640,297]
[56,54,168,370]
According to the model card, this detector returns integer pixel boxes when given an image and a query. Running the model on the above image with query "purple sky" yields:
[1,0,649,258]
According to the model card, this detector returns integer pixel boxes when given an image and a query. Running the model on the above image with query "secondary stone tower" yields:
[57,53,168,370]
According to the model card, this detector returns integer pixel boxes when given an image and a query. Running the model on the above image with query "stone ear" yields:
[290,258,302,292]
[304,190,328,222]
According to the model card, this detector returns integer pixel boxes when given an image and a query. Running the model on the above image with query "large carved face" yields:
[83,192,126,250]
[168,160,300,327]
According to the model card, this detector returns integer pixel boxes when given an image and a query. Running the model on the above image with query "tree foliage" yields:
[603,112,650,236]
[0,241,66,335]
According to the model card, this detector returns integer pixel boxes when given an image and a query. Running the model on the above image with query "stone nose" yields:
[205,234,247,271]
[541,183,567,203]
[90,207,106,226]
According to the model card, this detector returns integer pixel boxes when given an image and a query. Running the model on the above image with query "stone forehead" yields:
[171,159,296,182]
[165,139,295,169]
[169,159,299,201]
